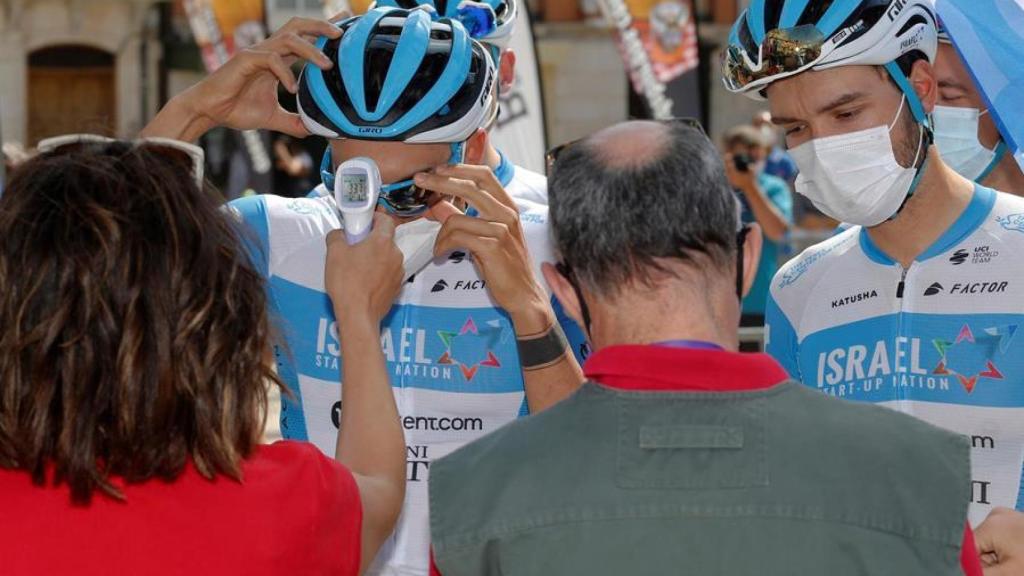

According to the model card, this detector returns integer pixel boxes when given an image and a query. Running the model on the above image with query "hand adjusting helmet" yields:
[297,7,498,216]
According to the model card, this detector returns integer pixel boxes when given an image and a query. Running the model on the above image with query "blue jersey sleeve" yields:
[764,291,801,381]
[516,297,588,418]
[553,295,590,364]
[228,195,271,279]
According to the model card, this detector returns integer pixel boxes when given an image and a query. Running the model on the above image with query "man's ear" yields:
[499,49,517,95]
[741,224,764,299]
[909,58,938,114]
[465,128,489,165]
[542,262,584,328]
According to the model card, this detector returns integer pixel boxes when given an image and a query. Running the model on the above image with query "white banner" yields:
[487,8,547,174]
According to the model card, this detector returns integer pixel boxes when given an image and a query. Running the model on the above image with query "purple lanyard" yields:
[656,340,724,351]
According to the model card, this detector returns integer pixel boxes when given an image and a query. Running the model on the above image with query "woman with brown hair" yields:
[0,137,406,574]
[0,21,406,576]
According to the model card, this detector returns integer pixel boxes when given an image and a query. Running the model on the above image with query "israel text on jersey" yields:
[766,186,1024,527]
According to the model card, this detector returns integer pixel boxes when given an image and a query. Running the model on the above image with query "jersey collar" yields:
[494,149,515,188]
[859,184,997,266]
[583,345,789,393]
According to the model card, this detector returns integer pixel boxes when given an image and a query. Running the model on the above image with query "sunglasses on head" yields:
[37,134,206,189]
[545,117,707,177]
[722,24,825,93]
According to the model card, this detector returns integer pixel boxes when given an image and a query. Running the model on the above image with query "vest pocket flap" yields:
[639,425,743,450]
[617,398,768,489]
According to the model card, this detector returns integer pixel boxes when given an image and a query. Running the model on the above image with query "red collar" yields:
[583,345,789,392]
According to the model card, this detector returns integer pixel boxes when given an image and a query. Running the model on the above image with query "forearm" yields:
[741,183,789,242]
[140,92,216,143]
[335,315,405,482]
[510,298,585,413]
[334,313,406,573]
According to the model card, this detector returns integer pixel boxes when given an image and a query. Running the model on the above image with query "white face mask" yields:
[394,218,441,283]
[791,96,924,228]
[933,105,998,182]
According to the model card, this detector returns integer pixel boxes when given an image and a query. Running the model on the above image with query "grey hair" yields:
[548,122,738,297]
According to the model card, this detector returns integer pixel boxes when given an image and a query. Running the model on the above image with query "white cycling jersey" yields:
[230,158,580,576]
[766,184,1024,526]
[498,154,548,205]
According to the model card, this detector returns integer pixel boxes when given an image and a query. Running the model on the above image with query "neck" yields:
[587,278,739,353]
[982,149,1024,196]
[484,145,502,171]
[866,147,975,268]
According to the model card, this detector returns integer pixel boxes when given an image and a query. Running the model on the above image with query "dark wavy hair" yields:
[0,140,283,504]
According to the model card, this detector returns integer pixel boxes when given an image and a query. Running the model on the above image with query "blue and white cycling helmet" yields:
[298,7,497,143]
[722,0,939,126]
[370,0,518,53]
[297,7,498,215]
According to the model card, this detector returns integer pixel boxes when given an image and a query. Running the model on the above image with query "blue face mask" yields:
[320,142,465,217]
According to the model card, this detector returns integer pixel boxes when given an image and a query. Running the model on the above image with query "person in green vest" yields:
[426,119,984,575]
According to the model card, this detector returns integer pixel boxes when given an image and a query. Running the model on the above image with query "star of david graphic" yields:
[436,317,503,381]
[932,324,1017,393]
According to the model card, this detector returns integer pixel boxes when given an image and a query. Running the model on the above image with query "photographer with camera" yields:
[722,125,792,327]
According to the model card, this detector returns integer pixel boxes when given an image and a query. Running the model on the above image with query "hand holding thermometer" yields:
[334,157,382,245]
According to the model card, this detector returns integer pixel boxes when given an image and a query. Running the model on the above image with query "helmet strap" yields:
[883,61,931,130]
[320,148,336,189]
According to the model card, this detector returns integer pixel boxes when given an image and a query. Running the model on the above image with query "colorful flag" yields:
[623,0,699,85]
[603,0,699,112]
[181,0,271,179]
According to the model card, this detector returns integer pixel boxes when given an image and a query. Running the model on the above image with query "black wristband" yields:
[517,323,569,370]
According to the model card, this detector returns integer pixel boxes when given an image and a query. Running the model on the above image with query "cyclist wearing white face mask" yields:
[723,0,1024,557]
[932,19,1024,194]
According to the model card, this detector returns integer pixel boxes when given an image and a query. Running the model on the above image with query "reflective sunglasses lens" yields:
[381,182,433,215]
[763,25,823,76]
[723,24,824,90]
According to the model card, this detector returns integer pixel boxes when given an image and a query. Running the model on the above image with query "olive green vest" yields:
[430,382,970,576]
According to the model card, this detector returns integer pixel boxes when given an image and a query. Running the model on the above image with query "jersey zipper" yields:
[894,264,910,406]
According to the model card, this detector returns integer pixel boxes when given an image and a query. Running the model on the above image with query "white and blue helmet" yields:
[297,7,498,143]
[722,0,939,125]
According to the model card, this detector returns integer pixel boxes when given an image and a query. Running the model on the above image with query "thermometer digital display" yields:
[334,157,382,244]
[342,173,368,203]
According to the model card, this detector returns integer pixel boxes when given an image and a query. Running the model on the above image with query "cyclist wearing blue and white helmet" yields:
[724,0,1024,539]
[931,16,1024,194]
[366,0,549,206]
[287,9,587,575]
[146,9,585,576]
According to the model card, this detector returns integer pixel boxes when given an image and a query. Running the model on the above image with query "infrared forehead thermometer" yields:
[334,157,382,245]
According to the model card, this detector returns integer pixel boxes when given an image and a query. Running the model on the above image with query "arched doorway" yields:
[27,46,116,145]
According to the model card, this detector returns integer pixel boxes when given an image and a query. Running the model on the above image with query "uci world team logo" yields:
[996,213,1024,233]
[932,324,1017,393]
[437,316,503,381]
